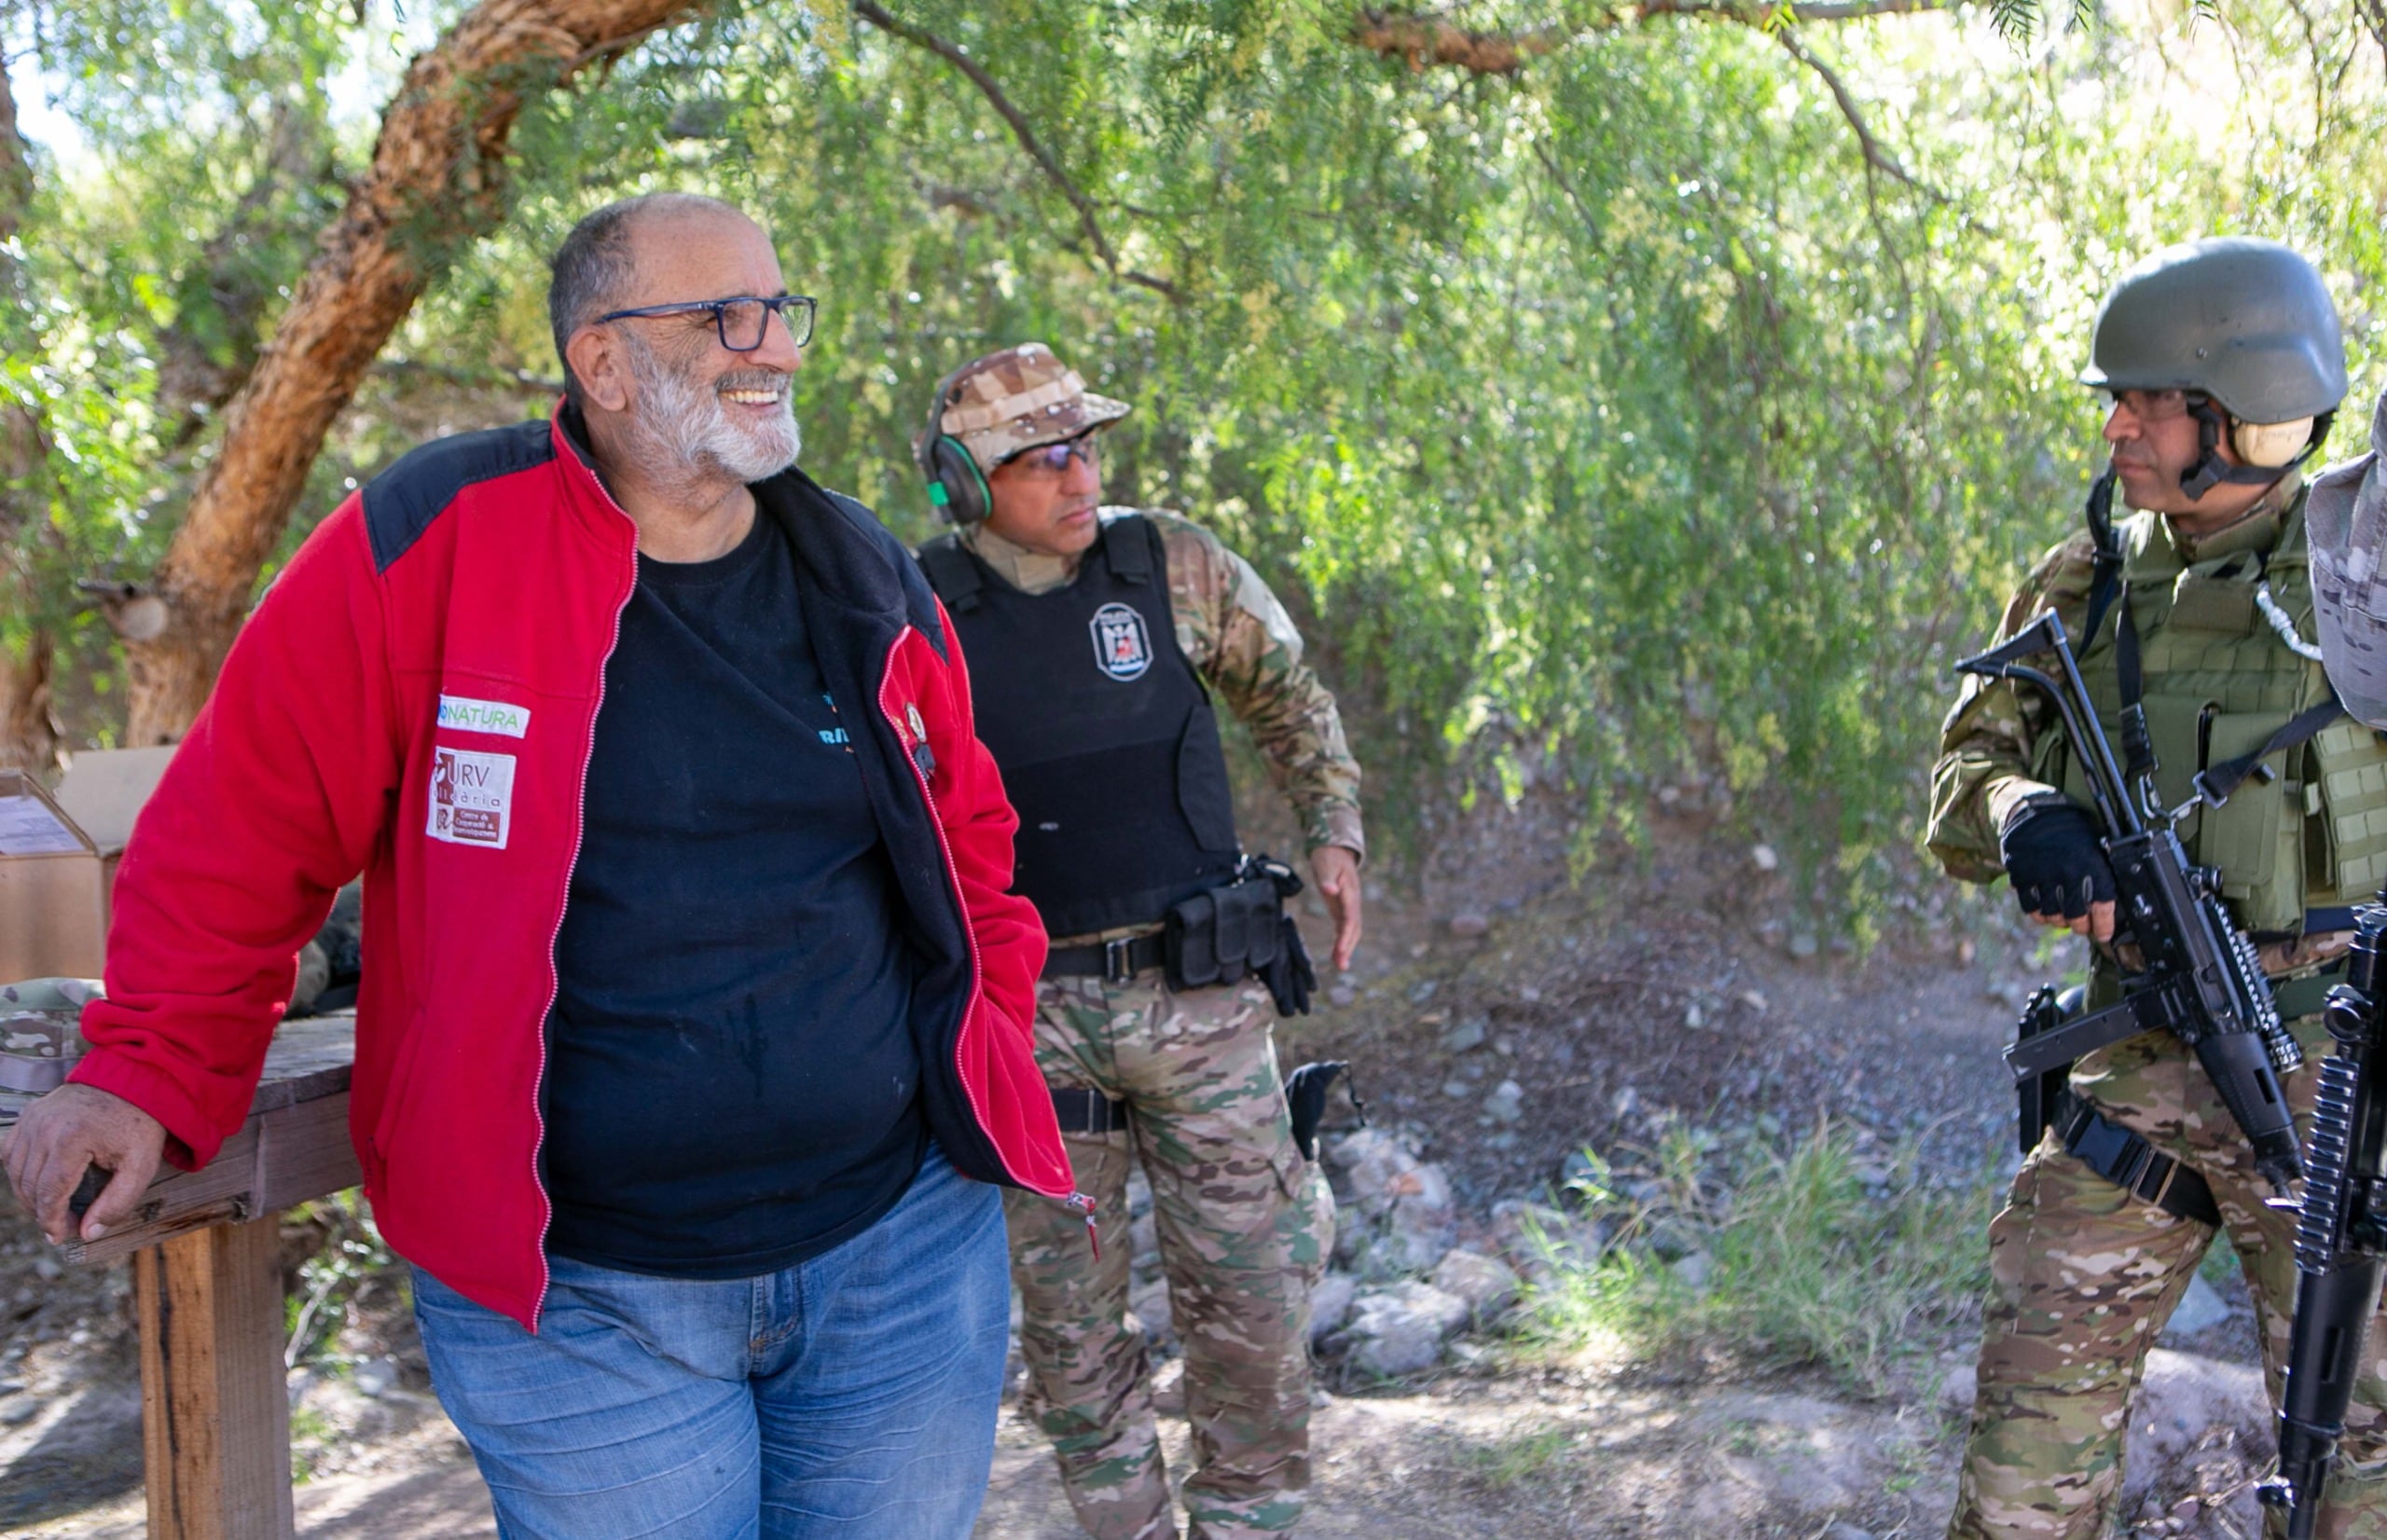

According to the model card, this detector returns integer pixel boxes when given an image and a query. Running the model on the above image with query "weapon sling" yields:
[1961,610,2306,1191]
[2011,477,2346,1083]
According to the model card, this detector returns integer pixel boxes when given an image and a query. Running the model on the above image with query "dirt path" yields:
[11,1364,1968,1540]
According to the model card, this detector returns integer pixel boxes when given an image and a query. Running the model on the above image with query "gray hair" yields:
[547,192,748,405]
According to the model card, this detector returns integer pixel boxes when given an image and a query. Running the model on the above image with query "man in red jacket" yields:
[2,193,1072,1540]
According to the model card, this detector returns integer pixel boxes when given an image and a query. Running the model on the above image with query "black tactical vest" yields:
[918,516,1241,937]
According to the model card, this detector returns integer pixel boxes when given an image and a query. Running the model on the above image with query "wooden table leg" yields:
[134,1215,296,1540]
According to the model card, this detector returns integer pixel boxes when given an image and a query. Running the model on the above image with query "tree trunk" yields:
[121,0,715,746]
[0,633,61,777]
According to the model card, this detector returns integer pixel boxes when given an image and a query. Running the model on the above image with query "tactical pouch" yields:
[1164,856,1317,1016]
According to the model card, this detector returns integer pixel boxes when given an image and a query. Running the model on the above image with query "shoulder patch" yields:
[361,420,555,573]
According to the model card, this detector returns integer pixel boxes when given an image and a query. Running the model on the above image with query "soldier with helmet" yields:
[1929,237,2387,1536]
[910,342,1363,1540]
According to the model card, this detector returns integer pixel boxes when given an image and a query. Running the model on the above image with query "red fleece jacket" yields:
[72,410,1071,1328]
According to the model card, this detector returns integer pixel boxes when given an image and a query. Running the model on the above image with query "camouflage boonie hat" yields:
[2310,387,2387,725]
[933,343,1129,474]
[0,977,101,1094]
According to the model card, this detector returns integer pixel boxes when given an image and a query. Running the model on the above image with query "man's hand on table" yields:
[2,1083,166,1245]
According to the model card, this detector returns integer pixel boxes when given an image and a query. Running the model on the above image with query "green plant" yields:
[1459,1424,1580,1489]
[1528,1120,1999,1397]
[282,1189,396,1370]
[288,1405,337,1484]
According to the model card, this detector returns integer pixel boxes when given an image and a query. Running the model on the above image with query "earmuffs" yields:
[916,364,993,525]
[2232,416,2319,470]
[2181,397,2333,500]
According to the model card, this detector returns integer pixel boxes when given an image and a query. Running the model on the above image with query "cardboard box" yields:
[54,746,175,900]
[0,749,174,980]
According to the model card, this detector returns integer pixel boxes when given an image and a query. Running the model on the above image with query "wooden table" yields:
[2,1019,360,1540]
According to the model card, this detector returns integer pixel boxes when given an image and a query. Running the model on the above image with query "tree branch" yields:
[1352,0,1954,73]
[1349,10,1569,71]
[852,1,1180,299]
[1648,0,1952,17]
[124,0,717,744]
[1773,27,1982,233]
[2360,0,2387,72]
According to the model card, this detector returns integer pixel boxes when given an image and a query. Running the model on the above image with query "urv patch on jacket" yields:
[426,746,515,849]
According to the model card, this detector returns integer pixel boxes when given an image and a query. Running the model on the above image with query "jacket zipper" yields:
[524,521,638,1331]
[879,626,1093,1238]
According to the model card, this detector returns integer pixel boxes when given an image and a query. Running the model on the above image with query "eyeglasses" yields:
[1001,433,1101,475]
[592,294,819,351]
[2104,388,2198,423]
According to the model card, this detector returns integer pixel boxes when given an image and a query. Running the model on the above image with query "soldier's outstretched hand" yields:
[1313,845,1363,971]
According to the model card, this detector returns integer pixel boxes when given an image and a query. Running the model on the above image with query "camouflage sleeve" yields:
[1925,533,2099,885]
[1152,513,1366,861]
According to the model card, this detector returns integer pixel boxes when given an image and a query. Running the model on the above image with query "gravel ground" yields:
[0,788,2263,1539]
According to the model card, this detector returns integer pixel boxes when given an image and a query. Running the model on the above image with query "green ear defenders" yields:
[917,365,993,524]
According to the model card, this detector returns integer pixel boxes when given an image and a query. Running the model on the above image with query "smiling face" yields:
[569,205,805,488]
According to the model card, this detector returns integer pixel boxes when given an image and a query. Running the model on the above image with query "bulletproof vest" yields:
[918,516,1241,937]
[2033,489,2387,933]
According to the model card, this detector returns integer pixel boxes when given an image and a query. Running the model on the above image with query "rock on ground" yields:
[1310,1272,1359,1342]
[2119,1348,2271,1537]
[1681,1391,1889,1526]
[1336,1281,1470,1377]
[1322,1129,1456,1277]
[1428,1249,1520,1319]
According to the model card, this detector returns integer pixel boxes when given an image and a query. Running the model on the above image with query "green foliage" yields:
[1457,1424,1580,1488]
[1527,1119,1998,1396]
[7,0,2387,893]
[283,1189,394,1370]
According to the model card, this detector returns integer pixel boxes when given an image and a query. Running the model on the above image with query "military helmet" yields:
[2080,237,2348,424]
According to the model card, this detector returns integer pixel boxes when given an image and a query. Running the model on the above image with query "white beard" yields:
[623,333,801,485]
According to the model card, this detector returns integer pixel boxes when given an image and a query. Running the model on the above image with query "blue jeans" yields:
[411,1143,1009,1540]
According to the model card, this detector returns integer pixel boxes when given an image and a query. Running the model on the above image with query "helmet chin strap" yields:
[2178,397,2321,501]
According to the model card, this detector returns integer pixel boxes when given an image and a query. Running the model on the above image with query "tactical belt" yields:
[1043,933,1167,983]
[1052,1086,1131,1136]
[2055,1090,2221,1227]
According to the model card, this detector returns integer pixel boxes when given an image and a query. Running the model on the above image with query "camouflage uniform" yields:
[1003,976,1334,1540]
[960,513,1359,1540]
[1931,476,2387,1539]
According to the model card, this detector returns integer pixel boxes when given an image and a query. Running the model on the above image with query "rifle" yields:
[2261,904,2387,1535]
[1955,610,2305,1192]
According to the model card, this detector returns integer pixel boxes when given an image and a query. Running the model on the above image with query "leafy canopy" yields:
[9,0,2386,914]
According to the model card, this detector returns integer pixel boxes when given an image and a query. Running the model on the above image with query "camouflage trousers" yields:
[1002,971,1336,1540]
[1949,1011,2387,1539]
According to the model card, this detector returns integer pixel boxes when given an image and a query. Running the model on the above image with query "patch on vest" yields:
[426,746,515,850]
[1090,602,1152,681]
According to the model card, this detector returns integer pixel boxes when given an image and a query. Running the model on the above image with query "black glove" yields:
[1999,801,2116,921]
[1260,914,1317,1017]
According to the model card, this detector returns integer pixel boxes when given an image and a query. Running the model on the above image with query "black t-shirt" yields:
[544,508,926,1279]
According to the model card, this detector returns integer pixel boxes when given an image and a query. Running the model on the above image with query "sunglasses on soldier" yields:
[2104,388,2198,423]
[1000,432,1102,475]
